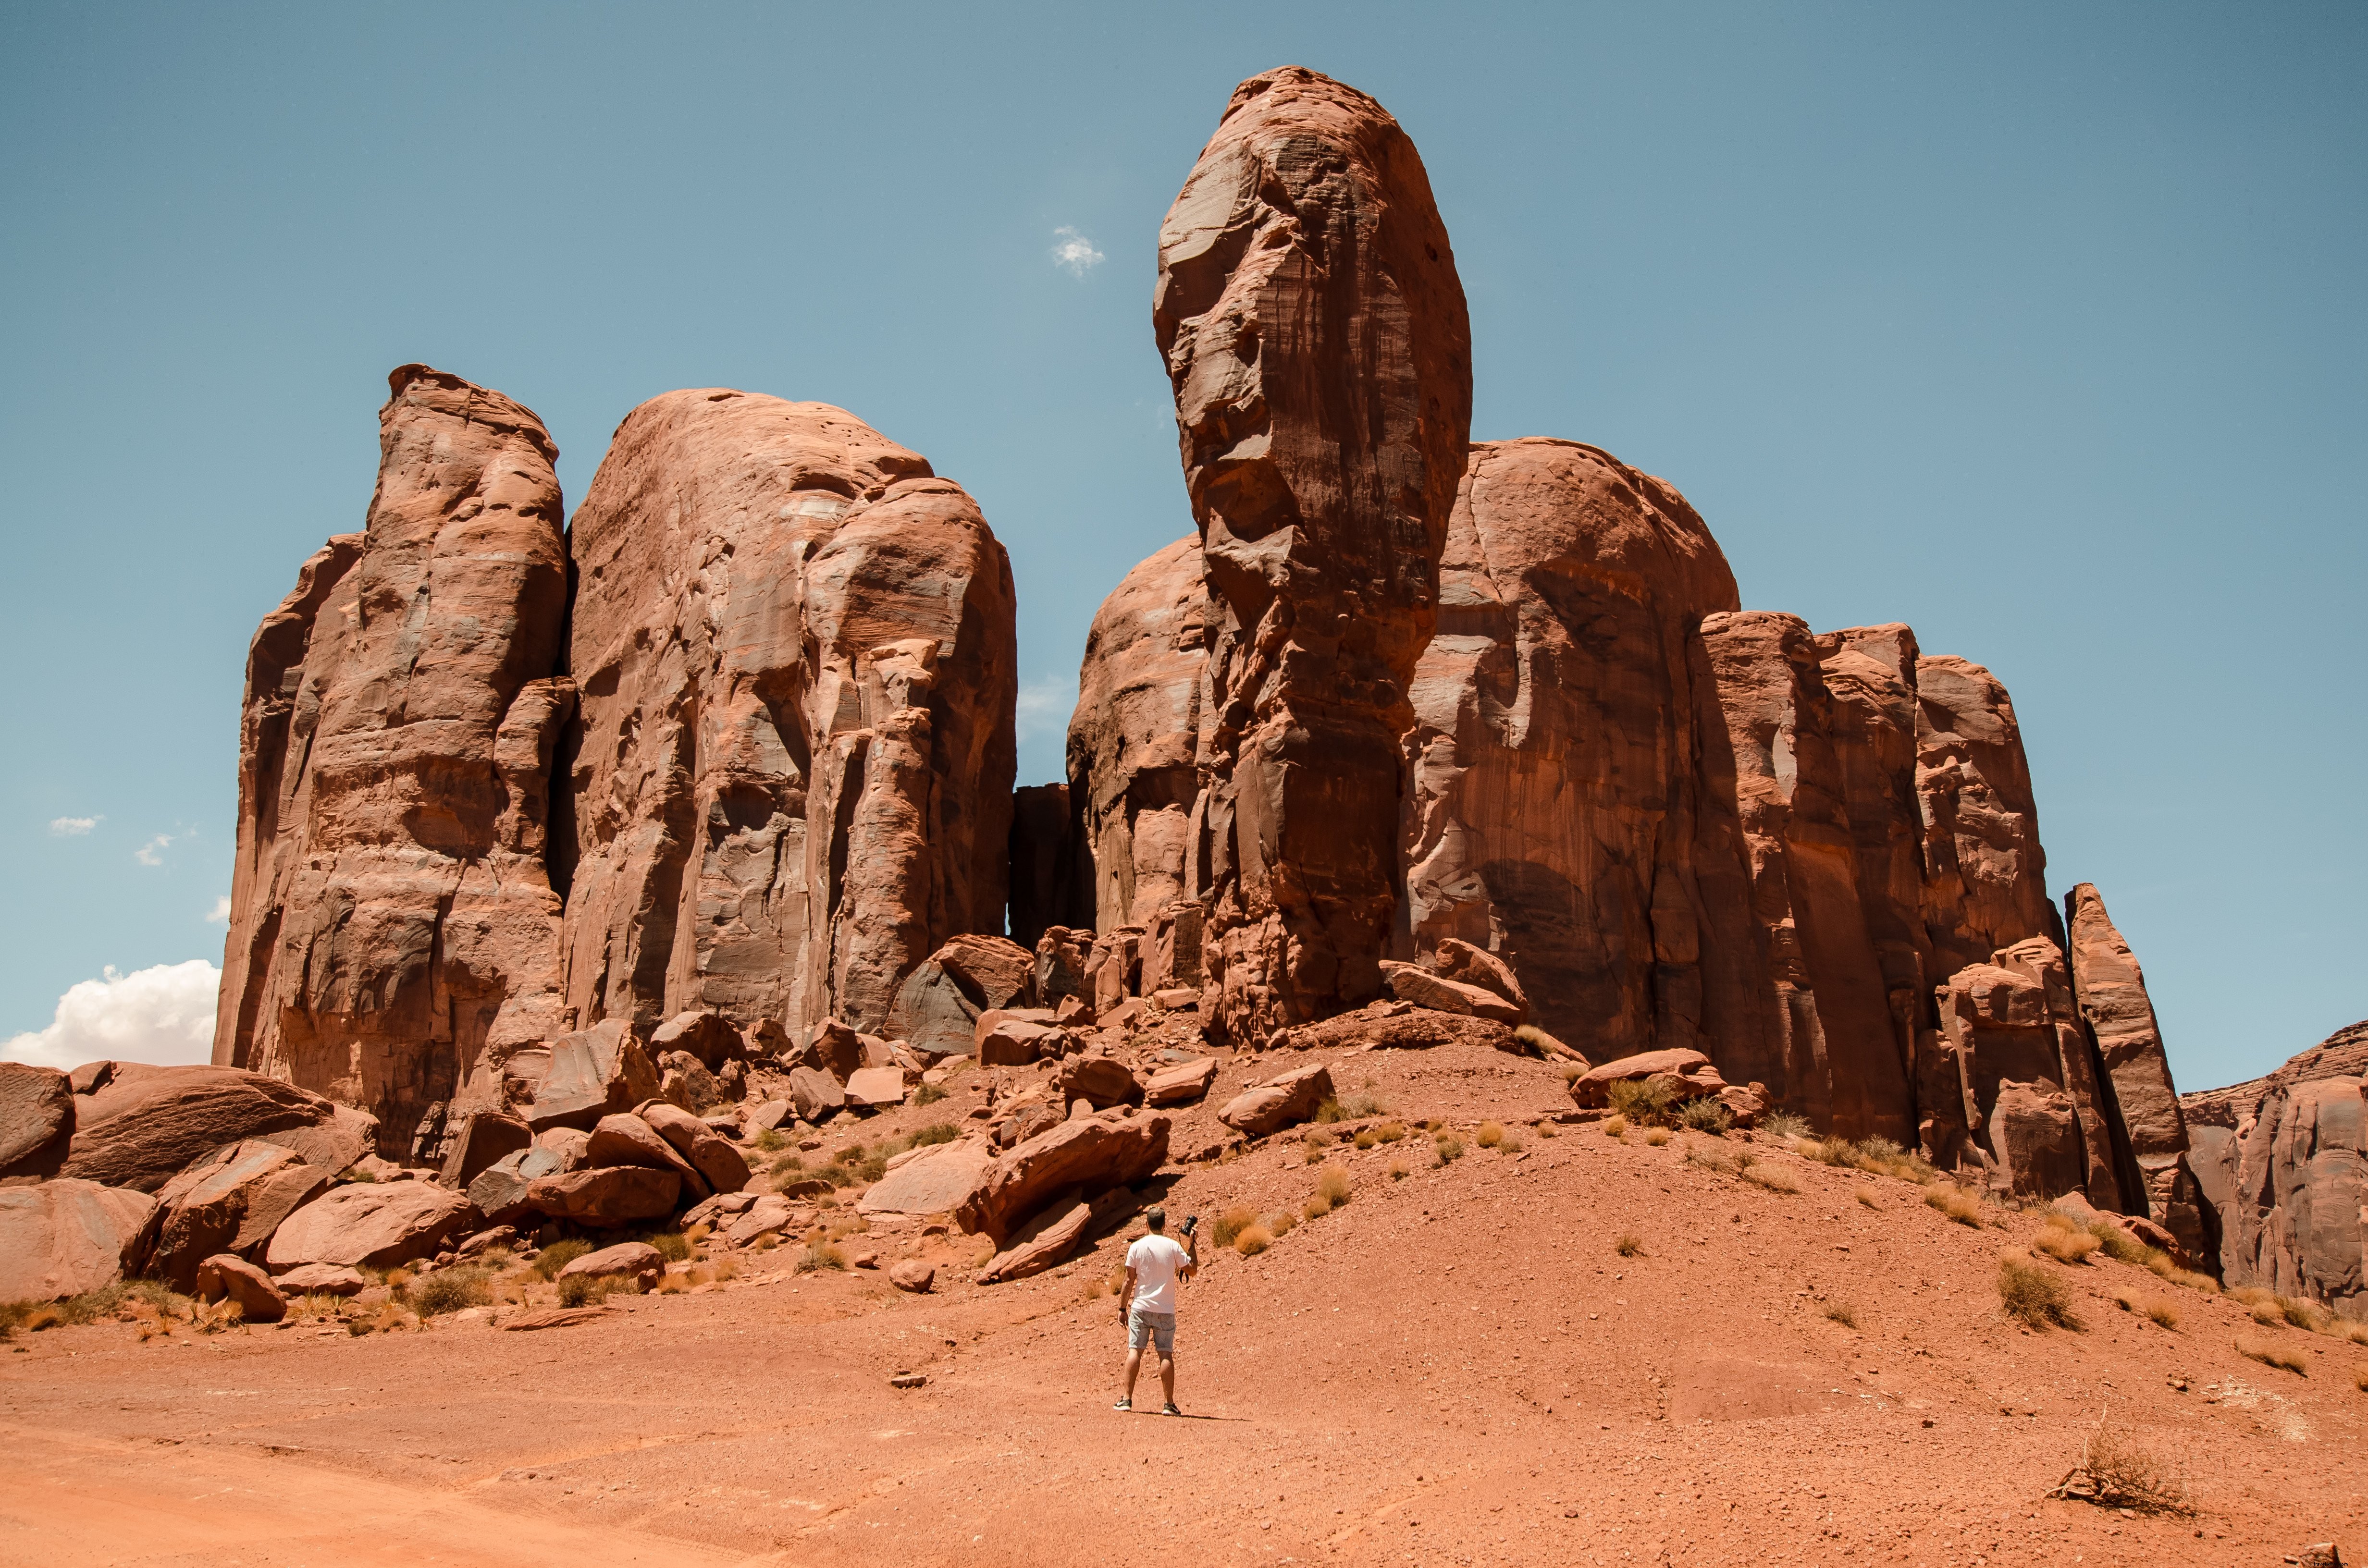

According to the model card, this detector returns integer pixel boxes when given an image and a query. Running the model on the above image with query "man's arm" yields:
[1180,1232,1198,1282]
[1119,1264,1137,1322]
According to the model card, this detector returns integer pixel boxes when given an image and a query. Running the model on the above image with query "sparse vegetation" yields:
[1856,1188,1881,1210]
[2330,1320,2368,1347]
[1925,1184,1983,1227]
[1677,1097,1734,1135]
[2280,1296,2326,1331]
[1318,1094,1387,1122]
[1607,1077,1677,1125]
[2249,1300,2287,1328]
[1374,1121,1407,1144]
[1267,1210,1296,1238]
[2086,1223,2149,1267]
[1387,1161,1409,1181]
[1642,1127,1671,1147]
[1741,1163,1799,1194]
[1315,1167,1352,1209]
[1600,1115,1628,1139]
[409,1267,493,1317]
[1615,1234,1643,1258]
[1475,1121,1504,1148]
[796,1240,848,1274]
[533,1239,592,1279]
[913,1083,947,1106]
[555,1274,610,1308]
[1434,1135,1465,1164]
[1759,1111,1813,1141]
[1512,1024,1555,1057]
[2035,1219,2102,1265]
[753,1127,786,1153]
[1497,1133,1525,1154]
[2236,1336,2307,1375]
[2353,1365,2368,1393]
[1822,1300,1859,1328]
[1560,1063,1589,1085]
[640,1230,692,1262]
[770,1152,806,1177]
[1999,1255,2081,1330]
[2051,1415,2192,1515]
[1233,1225,1273,1257]
[1212,1206,1258,1248]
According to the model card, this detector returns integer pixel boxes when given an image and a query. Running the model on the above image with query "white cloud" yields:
[1050,226,1104,277]
[2,960,221,1071]
[205,895,233,924]
[134,833,173,866]
[1015,676,1076,746]
[48,815,100,836]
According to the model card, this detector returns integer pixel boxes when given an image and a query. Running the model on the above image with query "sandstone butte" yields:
[178,65,2348,1322]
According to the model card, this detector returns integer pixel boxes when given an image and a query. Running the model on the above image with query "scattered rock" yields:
[140,1139,329,1290]
[522,1166,680,1228]
[786,1066,847,1123]
[635,1100,752,1194]
[435,1112,533,1190]
[500,1306,612,1332]
[263,1180,473,1271]
[888,1372,927,1389]
[977,1017,1061,1067]
[976,1188,1136,1284]
[888,1261,935,1294]
[1567,1050,1720,1110]
[274,1263,367,1297]
[0,1179,156,1301]
[455,1226,516,1259]
[1053,1056,1142,1110]
[527,1022,663,1133]
[845,1067,909,1109]
[1143,1057,1216,1107]
[468,1146,563,1225]
[586,1113,709,1198]
[723,1195,795,1247]
[858,1140,995,1216]
[194,1254,287,1323]
[556,1241,665,1290]
[1380,962,1525,1024]
[650,1010,741,1072]
[57,1065,373,1194]
[953,1113,1170,1244]
[1219,1064,1335,1138]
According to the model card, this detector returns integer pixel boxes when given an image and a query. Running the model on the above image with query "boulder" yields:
[845,1067,909,1109]
[1053,1056,1143,1110]
[1155,67,1470,1042]
[1218,1064,1335,1138]
[0,1180,156,1301]
[263,1180,473,1271]
[1144,1058,1217,1107]
[658,1054,724,1113]
[786,1066,847,1122]
[194,1254,287,1323]
[858,1140,996,1216]
[556,1241,665,1291]
[586,1114,708,1198]
[436,1112,532,1190]
[533,1127,592,1171]
[1567,1050,1718,1110]
[141,1139,330,1291]
[888,1261,936,1294]
[523,1166,680,1228]
[557,391,1016,1041]
[1379,962,1525,1025]
[528,1022,662,1133]
[681,1190,757,1229]
[275,1262,367,1298]
[952,1112,1171,1244]
[889,935,1038,1060]
[723,1195,797,1247]
[0,1062,74,1178]
[746,1099,794,1134]
[456,1225,516,1259]
[57,1065,373,1194]
[1286,1005,1517,1056]
[978,1018,1061,1067]
[976,1190,1109,1285]
[800,1020,867,1082]
[213,367,574,1156]
[635,1101,752,1195]
[993,1100,1064,1150]
[650,1010,740,1072]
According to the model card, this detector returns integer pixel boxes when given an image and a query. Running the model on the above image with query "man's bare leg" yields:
[1122,1346,1145,1404]
[1159,1353,1176,1407]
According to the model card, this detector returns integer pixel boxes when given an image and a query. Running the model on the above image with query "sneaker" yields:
[1160,1402,1182,1417]
[1112,1397,1131,1411]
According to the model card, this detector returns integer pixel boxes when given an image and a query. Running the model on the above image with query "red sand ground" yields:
[4,1038,2362,1567]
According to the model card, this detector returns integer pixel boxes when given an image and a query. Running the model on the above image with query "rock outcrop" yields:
[0,1062,74,1179]
[2183,1021,2368,1319]
[58,1066,372,1194]
[0,1180,156,1302]
[213,366,575,1151]
[558,391,1016,1042]
[1154,66,1472,1041]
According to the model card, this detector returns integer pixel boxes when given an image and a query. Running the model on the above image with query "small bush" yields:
[2236,1336,2307,1375]
[1498,1134,1525,1154]
[1643,1127,1671,1147]
[1822,1300,1859,1328]
[2035,1221,2101,1265]
[796,1241,847,1274]
[2228,1284,2277,1307]
[2088,1224,2149,1266]
[1302,1195,1332,1221]
[1353,1129,1378,1151]
[1742,1164,1799,1194]
[1317,1093,1386,1122]
[1600,1115,1628,1138]
[1267,1211,1296,1238]
[1212,1206,1257,1248]
[2250,1301,2285,1328]
[1315,1167,1352,1208]
[2144,1299,2180,1330]
[409,1268,493,1317]
[1615,1234,1642,1258]
[1536,1121,1557,1139]
[1560,1063,1589,1085]
[1303,1139,1327,1166]
[1999,1256,2081,1330]
[769,1152,805,1176]
[1607,1078,1677,1125]
[1760,1111,1813,1142]
[555,1274,611,1308]
[640,1231,691,1262]
[2353,1365,2368,1393]
[2170,1269,2221,1294]
[1387,1161,1409,1181]
[752,1126,786,1153]
[533,1239,592,1279]
[2280,1296,2325,1331]
[1434,1136,1465,1164]
[913,1083,948,1106]
[1374,1121,1407,1144]
[1233,1225,1272,1257]
[1856,1188,1881,1210]
[1513,1023,1554,1057]
[1925,1185,1983,1227]
[1677,1098,1734,1135]
[2056,1416,2191,1515]
[2330,1320,2368,1347]
[1475,1121,1504,1148]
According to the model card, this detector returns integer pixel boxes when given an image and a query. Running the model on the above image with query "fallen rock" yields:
[1219,1064,1335,1138]
[993,1101,1064,1150]
[455,1225,516,1259]
[650,1010,741,1072]
[977,1017,1061,1067]
[57,1065,373,1194]
[1379,962,1525,1025]
[746,1099,793,1134]
[976,1187,1136,1285]
[194,1254,287,1323]
[469,1146,563,1225]
[889,935,1038,1060]
[635,1101,751,1195]
[1144,1057,1217,1107]
[1286,1006,1517,1055]
[723,1194,795,1247]
[845,1067,909,1109]
[263,1180,474,1271]
[274,1262,367,1297]
[528,1022,662,1133]
[500,1305,612,1331]
[888,1261,935,1294]
[0,1180,156,1301]
[786,1066,846,1123]
[557,1241,665,1290]
[658,1054,724,1113]
[858,1140,996,1216]
[1431,939,1529,1012]
[436,1112,532,1190]
[141,1139,329,1291]
[0,1062,74,1178]
[953,1113,1170,1244]
[1053,1056,1143,1110]
[586,1113,708,1198]
[888,1372,928,1389]
[1567,1049,1718,1109]
[533,1127,592,1171]
[523,1166,680,1228]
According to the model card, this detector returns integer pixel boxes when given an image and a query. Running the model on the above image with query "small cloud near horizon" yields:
[49,815,100,836]
[1015,676,1075,746]
[2,959,220,1071]
[135,833,173,866]
[205,895,232,924]
[1050,226,1104,277]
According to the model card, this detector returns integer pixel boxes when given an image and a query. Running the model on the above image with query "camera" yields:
[1181,1214,1199,1237]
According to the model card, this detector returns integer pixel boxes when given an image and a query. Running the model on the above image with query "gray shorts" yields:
[1127,1308,1176,1355]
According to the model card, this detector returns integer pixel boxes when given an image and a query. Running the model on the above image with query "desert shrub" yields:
[1353,1129,1378,1151]
[1315,1167,1352,1208]
[913,1083,947,1107]
[1302,1139,1328,1166]
[2250,1300,2286,1328]
[1742,1164,1799,1194]
[1233,1225,1273,1257]
[1374,1121,1407,1144]
[2228,1284,2276,1306]
[1475,1121,1505,1148]
[1600,1115,1628,1138]
[2087,1223,2149,1266]
[1856,1188,1881,1210]
[2035,1220,2101,1265]
[1925,1185,1983,1227]
[2112,1290,2179,1330]
[1607,1078,1677,1125]
[2056,1416,2191,1515]
[2330,1320,2368,1347]
[752,1127,786,1153]
[2354,1365,2368,1393]
[1677,1098,1734,1135]
[0,1301,32,1339]
[411,1268,493,1317]
[1302,1195,1332,1221]
[533,1239,592,1279]
[1822,1300,1859,1328]
[1560,1063,1589,1085]
[796,1240,847,1274]
[2236,1336,2307,1375]
[1643,1127,1672,1147]
[1999,1256,2081,1330]
[1212,1206,1258,1248]
[1320,1093,1387,1122]
[1511,1023,1551,1055]
[1434,1136,1465,1164]
[2169,1269,2221,1294]
[1535,1121,1557,1139]
[1267,1210,1297,1238]
[909,1122,959,1147]
[833,1142,866,1164]
[1498,1133,1525,1154]
[1388,1162,1409,1181]
[2279,1296,2325,1331]
[1759,1110,1813,1142]
[555,1274,612,1308]
[769,1152,805,1176]
[1615,1234,1643,1258]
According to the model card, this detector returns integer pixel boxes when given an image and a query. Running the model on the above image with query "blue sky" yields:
[2,2,2359,1091]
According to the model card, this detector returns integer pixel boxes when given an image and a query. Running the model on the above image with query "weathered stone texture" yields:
[2064,882,2203,1252]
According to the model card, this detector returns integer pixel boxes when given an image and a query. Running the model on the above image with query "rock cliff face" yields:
[558,391,1016,1041]
[2183,1021,2368,1319]
[213,366,575,1150]
[1154,65,1472,1041]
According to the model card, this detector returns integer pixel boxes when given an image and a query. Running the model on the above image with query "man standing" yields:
[1114,1207,1196,1415]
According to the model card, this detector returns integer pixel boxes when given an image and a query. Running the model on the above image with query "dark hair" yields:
[1145,1207,1167,1231]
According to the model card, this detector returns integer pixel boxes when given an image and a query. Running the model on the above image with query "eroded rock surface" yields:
[2064,882,2203,1253]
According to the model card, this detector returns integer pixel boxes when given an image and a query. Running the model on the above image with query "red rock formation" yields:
[558,391,1015,1042]
[1400,439,1738,1057]
[213,366,575,1149]
[1155,66,1472,1041]
[1914,656,2059,976]
[2183,1021,2367,1316]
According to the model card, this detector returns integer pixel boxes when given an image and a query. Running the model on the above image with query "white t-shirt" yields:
[1125,1233,1190,1313]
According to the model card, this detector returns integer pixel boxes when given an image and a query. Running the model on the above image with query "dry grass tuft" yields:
[1315,1167,1352,1208]
[1822,1300,1859,1328]
[1475,1121,1505,1148]
[1387,1161,1410,1181]
[1373,1121,1408,1144]
[1212,1206,1258,1248]
[1600,1115,1628,1139]
[913,1082,948,1106]
[2250,1300,2286,1328]
[1759,1111,1813,1142]
[1925,1184,1983,1227]
[1434,1136,1465,1164]
[1615,1233,1643,1258]
[1607,1077,1677,1126]
[2170,1268,2221,1294]
[1267,1211,1296,1238]
[2051,1415,2192,1515]
[1233,1225,1272,1257]
[1855,1188,1881,1210]
[1353,1129,1378,1151]
[1560,1063,1590,1085]
[2236,1336,2307,1375]
[796,1240,848,1274]
[2354,1364,2368,1393]
[2113,1288,2179,1329]
[1677,1097,1735,1135]
[2035,1219,2102,1265]
[1643,1127,1672,1147]
[533,1239,592,1280]
[2329,1320,2368,1347]
[409,1268,493,1317]
[2280,1296,2326,1331]
[1999,1255,2081,1330]
[1742,1163,1800,1194]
